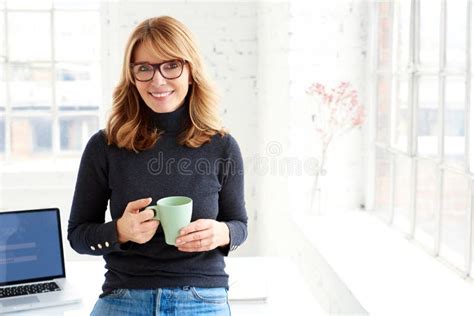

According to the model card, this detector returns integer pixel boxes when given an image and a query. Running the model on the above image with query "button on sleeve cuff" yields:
[84,220,127,255]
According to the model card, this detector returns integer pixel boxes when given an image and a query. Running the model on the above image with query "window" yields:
[0,0,101,160]
[371,0,473,276]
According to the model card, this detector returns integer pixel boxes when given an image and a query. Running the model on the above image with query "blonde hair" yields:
[106,16,225,152]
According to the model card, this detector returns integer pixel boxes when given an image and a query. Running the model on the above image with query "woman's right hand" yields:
[116,197,160,244]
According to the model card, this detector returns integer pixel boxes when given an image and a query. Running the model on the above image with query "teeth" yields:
[151,91,173,97]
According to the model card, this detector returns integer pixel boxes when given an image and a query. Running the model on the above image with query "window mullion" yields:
[434,0,447,256]
[50,8,59,157]
[4,8,10,160]
[464,0,472,278]
[388,151,395,224]
[408,0,419,238]
[387,1,396,226]
[465,0,471,174]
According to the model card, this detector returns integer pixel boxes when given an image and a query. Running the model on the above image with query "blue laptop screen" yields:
[0,209,65,286]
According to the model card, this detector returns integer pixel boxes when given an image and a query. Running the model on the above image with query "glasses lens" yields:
[133,63,154,81]
[160,60,183,79]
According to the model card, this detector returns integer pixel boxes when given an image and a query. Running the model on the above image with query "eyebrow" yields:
[133,59,177,64]
[132,61,157,64]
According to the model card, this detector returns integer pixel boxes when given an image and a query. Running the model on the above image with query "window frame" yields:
[369,0,474,277]
[0,2,102,161]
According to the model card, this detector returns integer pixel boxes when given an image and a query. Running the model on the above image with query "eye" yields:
[135,64,152,72]
[163,61,179,70]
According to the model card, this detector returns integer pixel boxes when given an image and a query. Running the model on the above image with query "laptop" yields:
[0,208,81,313]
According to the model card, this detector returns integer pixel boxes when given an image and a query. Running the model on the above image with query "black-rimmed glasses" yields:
[131,59,186,82]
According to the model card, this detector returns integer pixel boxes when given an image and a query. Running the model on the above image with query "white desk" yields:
[5,257,324,316]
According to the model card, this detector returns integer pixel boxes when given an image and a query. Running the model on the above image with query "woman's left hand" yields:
[175,219,230,252]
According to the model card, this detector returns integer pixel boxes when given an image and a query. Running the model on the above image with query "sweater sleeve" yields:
[217,135,248,255]
[67,131,124,256]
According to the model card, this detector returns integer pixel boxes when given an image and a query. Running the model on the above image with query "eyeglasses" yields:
[130,59,186,82]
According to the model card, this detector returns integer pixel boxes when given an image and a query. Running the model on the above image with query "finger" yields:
[137,209,155,222]
[139,220,159,233]
[176,229,211,246]
[179,219,211,236]
[132,222,158,243]
[178,239,210,252]
[126,198,152,214]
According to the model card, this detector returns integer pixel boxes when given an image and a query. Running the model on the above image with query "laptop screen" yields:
[0,208,66,286]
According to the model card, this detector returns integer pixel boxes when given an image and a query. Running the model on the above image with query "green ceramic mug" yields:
[145,196,193,246]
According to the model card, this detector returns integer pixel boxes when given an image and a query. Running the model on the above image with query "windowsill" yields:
[293,210,474,315]
[1,159,80,173]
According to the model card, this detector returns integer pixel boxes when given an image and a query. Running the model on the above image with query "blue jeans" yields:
[90,287,231,316]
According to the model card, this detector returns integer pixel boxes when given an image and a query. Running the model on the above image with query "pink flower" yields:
[307,81,365,146]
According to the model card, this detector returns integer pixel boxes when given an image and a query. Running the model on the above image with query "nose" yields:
[151,68,167,85]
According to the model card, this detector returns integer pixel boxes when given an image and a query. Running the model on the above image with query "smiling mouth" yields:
[149,91,174,98]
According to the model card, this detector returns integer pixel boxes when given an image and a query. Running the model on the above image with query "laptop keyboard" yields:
[0,281,61,298]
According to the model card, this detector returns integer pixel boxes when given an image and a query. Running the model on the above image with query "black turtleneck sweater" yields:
[67,104,247,293]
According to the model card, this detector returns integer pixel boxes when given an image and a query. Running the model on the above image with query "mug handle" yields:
[144,205,160,220]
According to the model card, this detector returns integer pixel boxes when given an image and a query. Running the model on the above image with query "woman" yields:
[67,16,247,315]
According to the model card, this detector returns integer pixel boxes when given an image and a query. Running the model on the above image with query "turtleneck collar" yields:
[146,101,190,135]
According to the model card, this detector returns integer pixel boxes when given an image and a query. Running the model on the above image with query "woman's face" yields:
[132,43,192,113]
